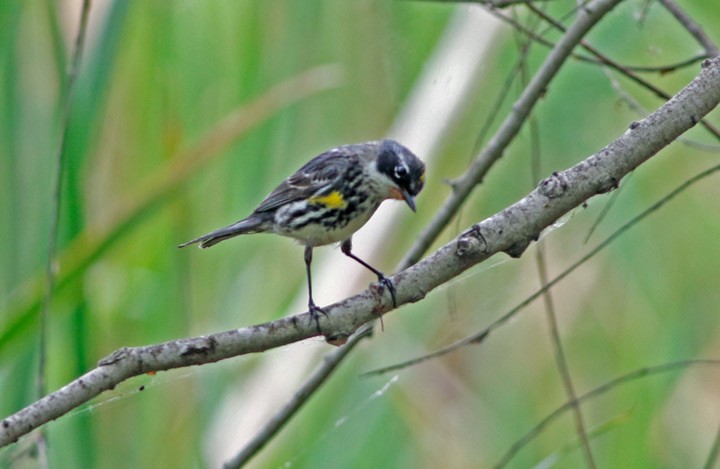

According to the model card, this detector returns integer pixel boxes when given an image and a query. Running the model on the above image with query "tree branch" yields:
[399,0,623,269]
[2,52,719,448]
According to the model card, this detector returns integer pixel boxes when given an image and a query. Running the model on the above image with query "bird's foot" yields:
[308,301,327,333]
[376,274,397,308]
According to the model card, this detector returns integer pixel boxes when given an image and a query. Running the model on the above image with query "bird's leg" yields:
[304,246,326,330]
[340,238,397,308]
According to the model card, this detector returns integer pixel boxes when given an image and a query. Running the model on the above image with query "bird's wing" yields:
[253,150,355,213]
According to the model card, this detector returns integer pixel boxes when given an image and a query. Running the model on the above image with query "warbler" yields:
[179,139,425,320]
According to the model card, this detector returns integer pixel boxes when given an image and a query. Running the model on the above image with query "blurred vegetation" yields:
[1,0,720,468]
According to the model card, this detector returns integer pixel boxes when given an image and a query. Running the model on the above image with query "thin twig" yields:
[491,7,708,74]
[469,45,524,156]
[494,359,720,468]
[523,39,595,463]
[535,245,596,468]
[582,178,623,244]
[486,6,605,68]
[703,421,720,469]
[657,0,719,57]
[603,67,720,152]
[525,4,720,141]
[406,0,559,7]
[38,0,92,463]
[468,4,543,155]
[223,325,373,468]
[363,163,720,377]
[618,54,710,74]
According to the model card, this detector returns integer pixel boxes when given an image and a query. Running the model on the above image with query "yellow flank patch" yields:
[309,190,347,209]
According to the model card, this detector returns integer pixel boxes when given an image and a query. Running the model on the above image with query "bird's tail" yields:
[178,217,265,249]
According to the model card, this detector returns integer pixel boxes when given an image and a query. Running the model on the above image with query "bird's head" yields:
[374,139,425,211]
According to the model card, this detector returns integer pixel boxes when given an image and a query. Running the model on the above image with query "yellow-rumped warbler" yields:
[180,139,425,319]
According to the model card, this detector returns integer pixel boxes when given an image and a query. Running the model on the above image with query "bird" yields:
[179,139,425,323]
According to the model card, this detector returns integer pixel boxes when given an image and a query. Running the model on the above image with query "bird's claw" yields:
[308,302,327,333]
[376,274,397,308]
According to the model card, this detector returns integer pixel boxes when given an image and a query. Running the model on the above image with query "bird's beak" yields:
[401,188,416,212]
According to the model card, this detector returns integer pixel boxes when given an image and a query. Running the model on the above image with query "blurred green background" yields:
[1,0,720,467]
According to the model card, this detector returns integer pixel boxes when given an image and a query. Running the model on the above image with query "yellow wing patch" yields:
[309,191,347,209]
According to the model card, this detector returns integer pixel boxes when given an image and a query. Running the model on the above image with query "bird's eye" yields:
[394,165,407,179]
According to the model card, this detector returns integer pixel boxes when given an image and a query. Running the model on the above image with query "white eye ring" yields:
[394,165,407,178]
